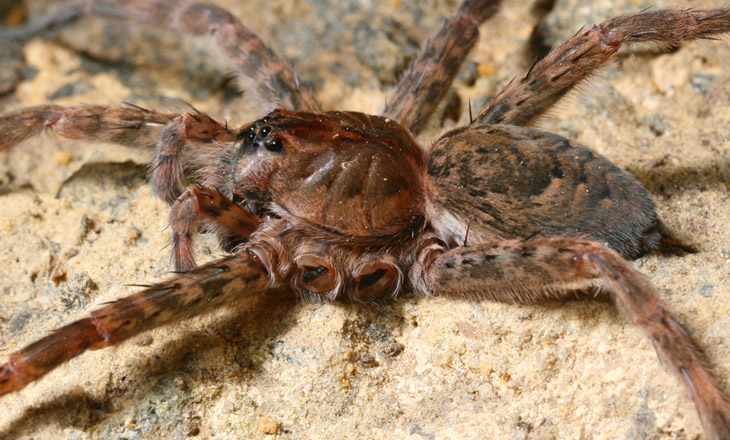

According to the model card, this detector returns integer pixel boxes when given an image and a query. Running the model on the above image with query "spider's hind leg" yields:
[476,8,730,126]
[411,237,730,439]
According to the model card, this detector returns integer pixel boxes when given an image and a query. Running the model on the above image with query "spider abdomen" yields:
[426,124,660,258]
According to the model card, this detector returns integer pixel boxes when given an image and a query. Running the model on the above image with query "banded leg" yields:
[152,111,233,203]
[0,104,177,151]
[412,237,730,440]
[475,8,730,126]
[0,1,318,111]
[86,0,319,112]
[0,252,275,397]
[0,104,233,204]
[382,0,501,134]
[170,186,260,272]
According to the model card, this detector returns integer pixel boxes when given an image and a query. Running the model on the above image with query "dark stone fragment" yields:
[0,41,23,95]
[59,272,96,310]
[47,79,94,100]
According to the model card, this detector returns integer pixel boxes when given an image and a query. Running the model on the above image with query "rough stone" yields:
[1,1,729,439]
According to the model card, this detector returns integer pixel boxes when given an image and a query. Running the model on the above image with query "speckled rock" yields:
[1,1,729,440]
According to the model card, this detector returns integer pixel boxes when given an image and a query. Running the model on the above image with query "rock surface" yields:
[1,0,729,439]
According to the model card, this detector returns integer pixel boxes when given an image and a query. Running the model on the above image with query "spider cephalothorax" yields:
[225,110,428,238]
[1,0,729,439]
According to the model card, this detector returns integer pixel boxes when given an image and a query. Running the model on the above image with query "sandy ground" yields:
[0,0,729,439]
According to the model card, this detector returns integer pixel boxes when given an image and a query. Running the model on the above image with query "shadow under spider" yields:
[0,293,415,438]
[0,295,296,438]
[628,157,730,197]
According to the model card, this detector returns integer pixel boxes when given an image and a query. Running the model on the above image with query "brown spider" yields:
[1,0,729,438]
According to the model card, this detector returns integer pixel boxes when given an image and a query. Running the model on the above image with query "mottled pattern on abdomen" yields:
[427,124,660,259]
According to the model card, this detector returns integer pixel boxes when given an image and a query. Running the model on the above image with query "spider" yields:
[1,0,729,438]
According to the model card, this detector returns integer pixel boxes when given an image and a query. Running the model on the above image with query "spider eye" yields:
[235,127,254,142]
[265,138,283,152]
[259,125,271,136]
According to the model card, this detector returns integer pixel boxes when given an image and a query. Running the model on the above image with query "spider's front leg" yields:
[151,111,234,203]
[85,0,319,112]
[0,104,235,204]
[170,186,260,272]
[476,8,730,126]
[0,250,277,397]
[1,0,319,111]
[0,104,177,151]
[411,237,730,440]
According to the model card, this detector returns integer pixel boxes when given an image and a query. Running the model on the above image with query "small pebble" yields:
[257,416,281,435]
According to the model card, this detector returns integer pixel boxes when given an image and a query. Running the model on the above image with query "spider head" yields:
[231,109,427,237]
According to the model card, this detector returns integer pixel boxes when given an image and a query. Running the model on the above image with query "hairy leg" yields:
[0,104,177,151]
[87,0,318,112]
[382,0,501,134]
[0,1,319,111]
[475,8,730,126]
[0,104,233,204]
[411,237,730,440]
[0,251,273,397]
[152,111,233,203]
[170,186,260,272]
